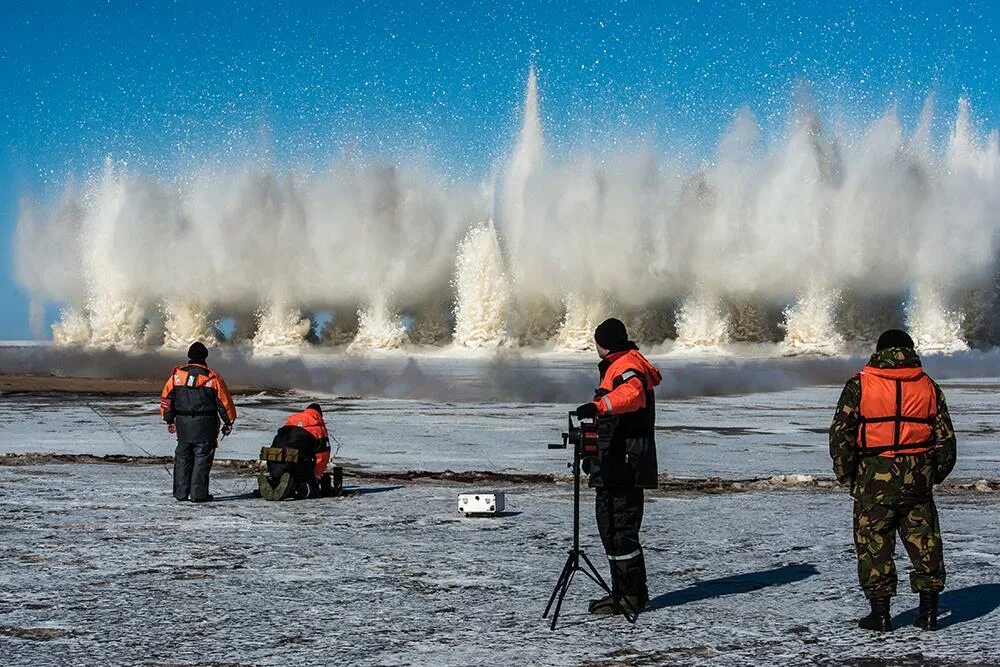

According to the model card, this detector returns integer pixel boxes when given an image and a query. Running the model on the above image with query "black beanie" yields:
[307,403,323,415]
[187,341,209,363]
[876,329,915,351]
[594,318,630,352]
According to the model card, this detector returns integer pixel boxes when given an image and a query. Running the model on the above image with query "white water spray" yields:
[163,301,217,349]
[51,307,92,346]
[906,285,969,353]
[673,291,731,352]
[14,71,1000,355]
[453,221,512,349]
[253,303,311,351]
[349,296,408,352]
[554,293,606,352]
[779,287,845,356]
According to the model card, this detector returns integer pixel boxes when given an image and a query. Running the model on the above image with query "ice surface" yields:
[0,464,998,665]
[2,350,999,664]
[2,378,998,481]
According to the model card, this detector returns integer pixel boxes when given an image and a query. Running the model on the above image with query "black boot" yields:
[858,596,893,632]
[619,593,649,615]
[914,591,939,631]
[588,594,617,615]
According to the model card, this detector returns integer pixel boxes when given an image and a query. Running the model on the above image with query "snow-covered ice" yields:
[1,354,999,664]
[1,464,998,666]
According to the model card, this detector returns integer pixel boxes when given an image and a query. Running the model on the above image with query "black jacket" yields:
[161,363,235,444]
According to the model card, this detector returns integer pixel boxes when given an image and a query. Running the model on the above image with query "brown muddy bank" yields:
[2,452,997,495]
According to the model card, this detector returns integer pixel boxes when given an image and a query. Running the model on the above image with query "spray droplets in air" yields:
[15,71,1000,355]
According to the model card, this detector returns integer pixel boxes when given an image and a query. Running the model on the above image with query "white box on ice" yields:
[458,492,505,516]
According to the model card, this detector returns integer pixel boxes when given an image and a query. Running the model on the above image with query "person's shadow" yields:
[647,563,819,611]
[893,583,1000,628]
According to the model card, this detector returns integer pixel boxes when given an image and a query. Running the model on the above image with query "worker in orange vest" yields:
[160,342,237,502]
[574,318,661,616]
[258,403,335,500]
[830,329,957,631]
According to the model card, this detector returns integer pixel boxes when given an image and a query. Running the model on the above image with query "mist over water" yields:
[14,71,1000,356]
[5,343,1000,404]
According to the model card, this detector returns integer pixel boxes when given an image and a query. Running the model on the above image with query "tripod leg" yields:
[578,550,613,594]
[543,551,575,619]
[548,567,579,630]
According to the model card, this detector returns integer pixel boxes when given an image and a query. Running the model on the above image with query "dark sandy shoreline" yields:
[0,372,266,395]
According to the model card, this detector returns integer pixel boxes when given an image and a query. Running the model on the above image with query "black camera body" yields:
[549,411,615,463]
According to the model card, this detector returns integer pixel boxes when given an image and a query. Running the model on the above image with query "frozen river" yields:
[1,349,999,664]
[2,377,999,481]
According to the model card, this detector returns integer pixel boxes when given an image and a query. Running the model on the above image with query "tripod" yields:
[543,414,639,630]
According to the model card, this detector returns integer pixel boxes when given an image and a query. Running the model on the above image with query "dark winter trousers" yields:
[174,440,216,501]
[595,487,648,598]
[853,498,945,598]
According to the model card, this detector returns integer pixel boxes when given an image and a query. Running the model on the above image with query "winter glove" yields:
[575,402,599,419]
[167,423,176,435]
[221,424,233,437]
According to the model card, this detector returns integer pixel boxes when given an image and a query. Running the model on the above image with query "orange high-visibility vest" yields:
[284,407,330,479]
[160,364,237,423]
[285,408,328,442]
[858,366,936,457]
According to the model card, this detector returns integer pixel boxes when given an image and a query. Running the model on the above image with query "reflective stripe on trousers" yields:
[607,547,642,561]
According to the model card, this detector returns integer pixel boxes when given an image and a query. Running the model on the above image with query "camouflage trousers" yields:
[853,499,945,598]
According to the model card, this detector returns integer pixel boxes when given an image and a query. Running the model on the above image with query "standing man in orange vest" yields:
[160,342,237,502]
[575,318,661,616]
[830,329,957,632]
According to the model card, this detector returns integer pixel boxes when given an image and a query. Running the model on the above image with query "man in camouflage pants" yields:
[830,329,956,631]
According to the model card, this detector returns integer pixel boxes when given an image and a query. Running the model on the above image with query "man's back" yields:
[830,345,956,506]
[829,330,956,632]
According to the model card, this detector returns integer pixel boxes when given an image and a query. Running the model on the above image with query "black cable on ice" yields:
[86,402,173,478]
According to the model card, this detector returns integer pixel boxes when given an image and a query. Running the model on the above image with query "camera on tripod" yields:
[548,411,614,462]
[543,409,635,630]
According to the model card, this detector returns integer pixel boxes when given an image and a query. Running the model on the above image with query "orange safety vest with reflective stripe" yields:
[593,349,662,417]
[285,407,330,479]
[160,364,237,423]
[857,365,936,457]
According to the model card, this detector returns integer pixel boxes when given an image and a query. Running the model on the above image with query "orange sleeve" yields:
[213,373,238,424]
[314,450,331,479]
[160,373,175,421]
[595,376,646,415]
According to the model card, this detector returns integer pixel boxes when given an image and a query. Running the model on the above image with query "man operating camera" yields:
[575,318,662,615]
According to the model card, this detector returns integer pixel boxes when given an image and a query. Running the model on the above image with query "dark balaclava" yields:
[187,341,209,363]
[307,403,323,415]
[876,329,915,351]
[594,318,630,352]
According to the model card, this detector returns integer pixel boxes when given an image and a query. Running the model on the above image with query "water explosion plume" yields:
[15,73,1000,355]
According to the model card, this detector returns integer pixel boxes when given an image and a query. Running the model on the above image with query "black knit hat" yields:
[876,329,915,351]
[594,318,630,352]
[187,341,209,363]
[307,403,323,414]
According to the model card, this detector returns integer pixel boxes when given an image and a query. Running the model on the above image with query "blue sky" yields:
[1,0,997,339]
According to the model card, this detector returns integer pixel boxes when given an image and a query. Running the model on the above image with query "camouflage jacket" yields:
[829,347,957,506]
